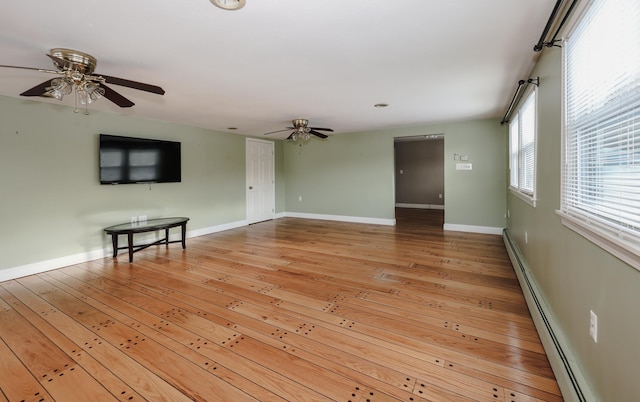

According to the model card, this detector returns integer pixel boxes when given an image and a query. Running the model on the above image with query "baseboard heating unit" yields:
[502,229,593,402]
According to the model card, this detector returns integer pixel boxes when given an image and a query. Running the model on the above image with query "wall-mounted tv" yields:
[99,134,181,185]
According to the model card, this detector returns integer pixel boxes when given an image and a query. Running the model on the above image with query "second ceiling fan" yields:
[264,119,333,141]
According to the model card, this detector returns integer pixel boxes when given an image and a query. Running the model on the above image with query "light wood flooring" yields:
[0,208,562,401]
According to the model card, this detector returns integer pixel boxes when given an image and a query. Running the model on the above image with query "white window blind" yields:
[561,0,640,268]
[509,116,519,187]
[509,89,537,204]
[519,93,536,194]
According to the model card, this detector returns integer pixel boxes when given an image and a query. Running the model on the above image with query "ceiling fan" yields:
[0,48,165,113]
[264,119,333,141]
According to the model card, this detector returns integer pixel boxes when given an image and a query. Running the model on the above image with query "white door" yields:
[246,138,275,224]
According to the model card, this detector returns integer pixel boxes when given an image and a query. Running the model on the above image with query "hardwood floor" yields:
[0,208,562,401]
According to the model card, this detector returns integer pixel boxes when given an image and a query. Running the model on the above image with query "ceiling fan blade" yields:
[99,74,165,95]
[0,64,60,75]
[100,83,135,107]
[309,130,328,139]
[20,79,55,97]
[309,127,334,132]
[264,128,291,135]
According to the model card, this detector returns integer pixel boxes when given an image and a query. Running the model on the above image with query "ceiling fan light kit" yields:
[210,0,246,11]
[43,48,106,112]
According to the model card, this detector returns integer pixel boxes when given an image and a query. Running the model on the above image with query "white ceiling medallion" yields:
[210,0,246,10]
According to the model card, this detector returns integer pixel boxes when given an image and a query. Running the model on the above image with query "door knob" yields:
[249,186,253,189]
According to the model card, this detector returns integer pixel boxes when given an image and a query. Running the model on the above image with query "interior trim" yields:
[510,187,537,207]
[283,212,395,226]
[556,210,640,272]
[395,203,445,210]
[443,223,503,235]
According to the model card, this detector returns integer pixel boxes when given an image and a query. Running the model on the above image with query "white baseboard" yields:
[0,249,109,283]
[395,203,445,210]
[503,229,593,402]
[283,212,396,226]
[0,219,248,282]
[443,223,503,235]
[184,219,247,238]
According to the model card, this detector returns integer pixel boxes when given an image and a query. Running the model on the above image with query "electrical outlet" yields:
[131,216,137,224]
[590,310,598,343]
[298,196,302,202]
[438,193,443,199]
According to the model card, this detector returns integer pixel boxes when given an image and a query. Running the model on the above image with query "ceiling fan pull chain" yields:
[73,86,79,113]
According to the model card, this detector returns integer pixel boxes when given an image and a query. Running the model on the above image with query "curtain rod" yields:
[500,78,539,125]
[534,0,579,51]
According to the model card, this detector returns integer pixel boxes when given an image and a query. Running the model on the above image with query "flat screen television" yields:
[99,134,181,184]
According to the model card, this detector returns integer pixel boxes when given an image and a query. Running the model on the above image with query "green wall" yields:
[0,96,261,271]
[441,119,507,228]
[283,120,507,229]
[507,47,640,401]
[283,130,395,219]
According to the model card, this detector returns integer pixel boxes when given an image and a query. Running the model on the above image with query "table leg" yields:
[165,228,170,246]
[181,223,187,249]
[111,234,118,258]
[127,232,134,263]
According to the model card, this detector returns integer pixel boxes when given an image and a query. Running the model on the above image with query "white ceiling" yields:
[0,0,553,138]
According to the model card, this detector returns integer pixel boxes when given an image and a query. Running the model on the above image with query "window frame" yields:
[508,87,538,207]
[558,0,640,271]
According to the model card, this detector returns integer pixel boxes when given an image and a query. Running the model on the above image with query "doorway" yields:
[394,134,445,226]
[246,138,275,224]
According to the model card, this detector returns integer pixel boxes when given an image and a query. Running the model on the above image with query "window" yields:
[509,89,537,206]
[559,0,640,269]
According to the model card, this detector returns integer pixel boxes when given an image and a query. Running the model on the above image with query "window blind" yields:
[519,93,536,194]
[562,0,640,258]
[509,116,519,187]
[508,89,537,202]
